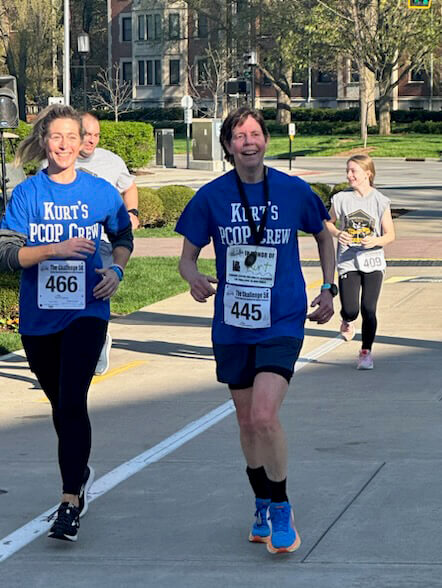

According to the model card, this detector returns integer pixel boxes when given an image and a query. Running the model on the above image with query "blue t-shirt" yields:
[175,167,329,344]
[1,169,130,335]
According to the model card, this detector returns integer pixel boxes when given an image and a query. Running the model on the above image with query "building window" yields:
[291,71,303,86]
[195,58,209,85]
[317,70,333,83]
[122,17,132,42]
[168,13,180,39]
[262,75,272,87]
[155,14,162,39]
[197,13,209,38]
[409,68,425,83]
[348,60,360,83]
[122,62,132,83]
[138,60,161,86]
[138,15,145,40]
[169,59,180,85]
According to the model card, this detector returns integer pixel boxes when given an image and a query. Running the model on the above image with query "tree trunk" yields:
[366,68,376,126]
[359,63,368,144]
[276,89,291,125]
[378,77,391,136]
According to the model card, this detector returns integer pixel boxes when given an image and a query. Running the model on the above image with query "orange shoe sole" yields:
[249,533,270,543]
[266,531,301,554]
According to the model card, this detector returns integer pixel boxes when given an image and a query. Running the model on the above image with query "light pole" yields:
[77,32,90,111]
[63,0,70,105]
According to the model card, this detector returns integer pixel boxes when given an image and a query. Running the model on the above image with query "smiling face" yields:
[45,117,82,174]
[346,160,372,192]
[225,115,269,178]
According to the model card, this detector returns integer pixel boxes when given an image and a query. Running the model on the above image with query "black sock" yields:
[246,466,271,500]
[268,478,288,503]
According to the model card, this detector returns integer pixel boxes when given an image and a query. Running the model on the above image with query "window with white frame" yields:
[348,60,360,83]
[138,14,162,40]
[138,60,162,86]
[409,68,425,83]
[291,70,303,86]
[195,57,209,86]
[121,16,132,42]
[122,61,133,84]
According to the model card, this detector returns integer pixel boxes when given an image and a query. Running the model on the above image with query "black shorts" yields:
[213,336,303,390]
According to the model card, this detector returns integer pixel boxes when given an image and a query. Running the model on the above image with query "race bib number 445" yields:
[38,260,86,309]
[224,284,271,329]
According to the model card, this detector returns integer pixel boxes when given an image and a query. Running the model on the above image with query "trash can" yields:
[155,128,174,168]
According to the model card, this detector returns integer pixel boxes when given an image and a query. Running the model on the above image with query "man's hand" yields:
[129,213,140,230]
[53,238,95,259]
[93,267,121,300]
[189,273,218,303]
[307,290,334,324]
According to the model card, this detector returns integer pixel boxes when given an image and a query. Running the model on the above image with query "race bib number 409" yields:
[355,249,386,272]
[38,260,86,310]
[224,284,271,329]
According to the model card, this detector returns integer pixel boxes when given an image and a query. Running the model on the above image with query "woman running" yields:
[326,154,395,369]
[0,105,133,541]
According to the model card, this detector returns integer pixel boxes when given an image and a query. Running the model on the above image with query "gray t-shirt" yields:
[332,188,391,275]
[75,147,134,193]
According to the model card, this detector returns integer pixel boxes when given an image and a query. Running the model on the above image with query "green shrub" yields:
[138,187,165,227]
[310,183,333,208]
[157,185,195,224]
[331,182,350,196]
[0,272,20,321]
[98,121,155,170]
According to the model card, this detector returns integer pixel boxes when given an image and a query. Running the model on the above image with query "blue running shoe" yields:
[267,501,301,554]
[248,498,271,543]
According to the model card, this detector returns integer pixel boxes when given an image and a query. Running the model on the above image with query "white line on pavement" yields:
[0,335,344,563]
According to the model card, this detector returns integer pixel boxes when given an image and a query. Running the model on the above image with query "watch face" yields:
[330,284,338,297]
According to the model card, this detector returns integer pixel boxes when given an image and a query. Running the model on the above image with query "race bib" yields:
[355,249,386,272]
[226,245,277,288]
[224,284,271,329]
[38,260,86,309]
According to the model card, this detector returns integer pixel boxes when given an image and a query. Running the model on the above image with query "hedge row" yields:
[7,121,155,171]
[138,184,195,226]
[94,106,442,124]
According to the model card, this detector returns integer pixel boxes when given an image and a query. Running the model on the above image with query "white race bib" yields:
[226,245,277,288]
[355,249,386,273]
[224,284,271,329]
[38,260,86,310]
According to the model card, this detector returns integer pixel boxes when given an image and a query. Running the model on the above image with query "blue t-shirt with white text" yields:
[1,169,130,335]
[175,167,329,344]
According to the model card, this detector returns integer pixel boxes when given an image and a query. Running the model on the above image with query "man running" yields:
[176,107,336,554]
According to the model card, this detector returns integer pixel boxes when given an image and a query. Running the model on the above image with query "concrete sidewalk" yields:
[1,260,442,586]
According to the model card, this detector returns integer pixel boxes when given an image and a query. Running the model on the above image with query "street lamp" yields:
[77,32,90,111]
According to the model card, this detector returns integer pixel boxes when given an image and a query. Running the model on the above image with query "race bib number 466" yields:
[224,284,271,329]
[38,260,86,310]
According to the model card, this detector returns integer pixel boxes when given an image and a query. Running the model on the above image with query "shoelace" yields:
[255,504,269,527]
[271,506,290,532]
[50,504,78,530]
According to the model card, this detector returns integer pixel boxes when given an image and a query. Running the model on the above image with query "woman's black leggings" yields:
[338,270,383,351]
[22,317,107,495]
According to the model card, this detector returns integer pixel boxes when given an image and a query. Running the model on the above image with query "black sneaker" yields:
[78,465,95,518]
[48,502,80,542]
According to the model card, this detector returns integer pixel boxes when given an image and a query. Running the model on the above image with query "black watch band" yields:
[127,208,139,217]
[321,283,338,297]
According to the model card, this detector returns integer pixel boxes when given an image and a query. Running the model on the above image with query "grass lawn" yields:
[0,257,216,355]
[174,134,442,158]
[134,224,178,238]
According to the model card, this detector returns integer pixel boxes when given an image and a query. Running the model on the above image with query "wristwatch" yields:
[127,208,139,217]
[321,283,338,297]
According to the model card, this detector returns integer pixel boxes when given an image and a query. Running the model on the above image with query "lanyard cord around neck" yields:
[234,167,269,246]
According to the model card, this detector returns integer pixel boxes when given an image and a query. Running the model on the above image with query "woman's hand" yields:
[93,267,121,300]
[53,238,95,259]
[337,230,353,247]
[189,273,218,303]
[361,235,378,249]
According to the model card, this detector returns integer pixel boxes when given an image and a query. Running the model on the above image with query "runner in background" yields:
[75,113,139,375]
[326,154,395,369]
[0,104,133,542]
[176,107,336,554]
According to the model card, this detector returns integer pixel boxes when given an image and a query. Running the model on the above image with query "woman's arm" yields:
[361,207,395,249]
[179,238,217,303]
[18,238,96,268]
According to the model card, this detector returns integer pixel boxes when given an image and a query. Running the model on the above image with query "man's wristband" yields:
[127,208,139,217]
[109,264,124,281]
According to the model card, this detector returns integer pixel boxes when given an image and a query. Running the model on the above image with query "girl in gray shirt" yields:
[326,154,395,370]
